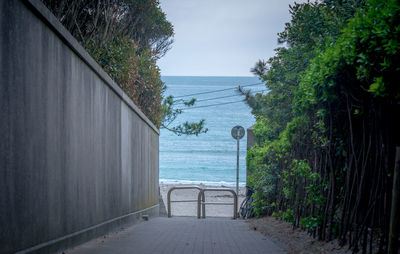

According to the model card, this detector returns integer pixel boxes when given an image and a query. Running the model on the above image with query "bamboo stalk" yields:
[388,147,400,254]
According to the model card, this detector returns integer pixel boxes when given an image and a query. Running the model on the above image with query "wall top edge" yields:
[22,0,160,135]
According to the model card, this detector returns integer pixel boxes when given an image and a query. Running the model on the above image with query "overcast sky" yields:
[157,0,302,77]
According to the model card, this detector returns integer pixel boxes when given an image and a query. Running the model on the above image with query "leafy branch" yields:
[161,96,208,136]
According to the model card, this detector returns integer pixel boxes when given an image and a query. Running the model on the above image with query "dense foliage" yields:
[42,0,207,135]
[246,0,400,253]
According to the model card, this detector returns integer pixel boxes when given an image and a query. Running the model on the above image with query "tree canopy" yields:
[245,0,400,252]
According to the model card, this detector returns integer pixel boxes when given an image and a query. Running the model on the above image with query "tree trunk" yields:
[388,147,400,254]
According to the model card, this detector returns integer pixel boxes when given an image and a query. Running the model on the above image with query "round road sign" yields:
[231,125,245,139]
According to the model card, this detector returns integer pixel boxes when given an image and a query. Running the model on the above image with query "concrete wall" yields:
[0,0,159,253]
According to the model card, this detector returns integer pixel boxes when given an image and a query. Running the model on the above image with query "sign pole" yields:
[236,137,239,198]
[231,125,245,215]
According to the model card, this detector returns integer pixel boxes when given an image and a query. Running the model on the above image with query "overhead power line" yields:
[173,82,264,99]
[174,89,267,105]
[178,100,247,110]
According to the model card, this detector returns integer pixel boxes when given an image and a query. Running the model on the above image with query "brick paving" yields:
[66,217,286,254]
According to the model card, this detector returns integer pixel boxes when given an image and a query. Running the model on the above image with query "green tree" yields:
[241,0,399,252]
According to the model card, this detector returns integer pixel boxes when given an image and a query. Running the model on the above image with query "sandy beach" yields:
[160,183,246,218]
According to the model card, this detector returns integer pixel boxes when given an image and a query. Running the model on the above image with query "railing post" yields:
[167,187,174,218]
[233,192,238,219]
[197,190,206,219]
[197,190,202,219]
[202,191,206,219]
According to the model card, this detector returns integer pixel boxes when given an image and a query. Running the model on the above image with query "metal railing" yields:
[197,188,238,219]
[167,186,204,218]
[167,186,238,219]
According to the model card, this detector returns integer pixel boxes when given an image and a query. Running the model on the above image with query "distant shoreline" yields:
[159,179,246,187]
[161,75,255,78]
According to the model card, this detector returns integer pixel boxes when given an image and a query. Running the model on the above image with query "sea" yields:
[159,76,265,186]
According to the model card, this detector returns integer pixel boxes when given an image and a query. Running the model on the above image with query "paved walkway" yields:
[66,217,286,254]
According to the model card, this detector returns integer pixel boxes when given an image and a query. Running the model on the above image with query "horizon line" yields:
[161,75,256,78]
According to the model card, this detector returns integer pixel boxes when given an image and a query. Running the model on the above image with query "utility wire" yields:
[174,89,267,105]
[178,100,247,110]
[173,82,264,99]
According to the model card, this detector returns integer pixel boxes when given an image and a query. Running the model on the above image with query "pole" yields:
[236,137,239,198]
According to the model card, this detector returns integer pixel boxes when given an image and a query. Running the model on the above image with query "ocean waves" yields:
[160,76,261,185]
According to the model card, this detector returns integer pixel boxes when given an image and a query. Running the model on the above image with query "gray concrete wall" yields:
[0,0,159,253]
[246,126,255,183]
[246,126,255,150]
